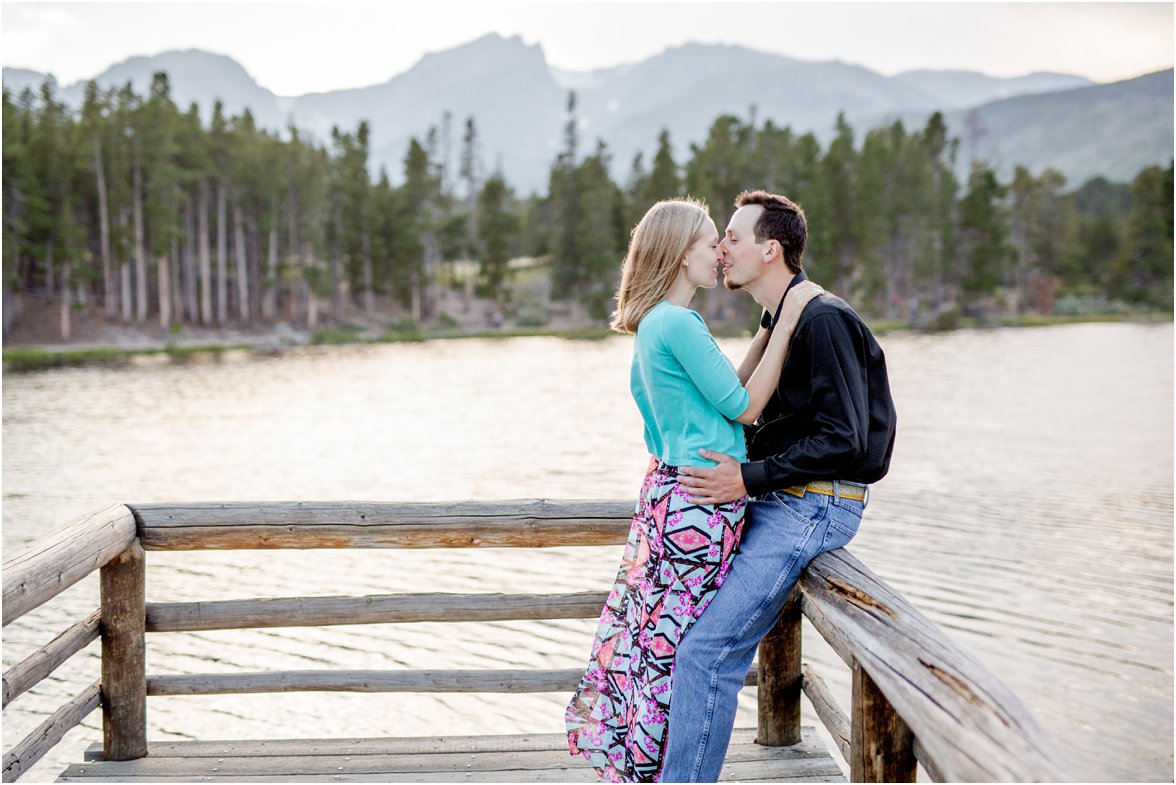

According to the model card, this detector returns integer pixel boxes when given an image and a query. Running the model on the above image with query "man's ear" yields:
[763,239,781,264]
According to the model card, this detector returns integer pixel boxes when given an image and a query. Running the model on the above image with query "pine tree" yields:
[575,139,625,318]
[685,114,751,230]
[475,174,519,305]
[643,129,682,203]
[918,112,959,310]
[1066,177,1129,294]
[139,72,182,328]
[818,113,860,298]
[109,83,137,324]
[1109,163,1174,307]
[370,167,400,306]
[957,163,1011,311]
[399,137,439,320]
[459,117,481,262]
[549,92,583,297]
[79,81,117,321]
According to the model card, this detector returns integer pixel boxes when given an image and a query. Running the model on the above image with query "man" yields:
[660,189,897,782]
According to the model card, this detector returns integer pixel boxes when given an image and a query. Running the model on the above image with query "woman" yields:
[565,198,821,782]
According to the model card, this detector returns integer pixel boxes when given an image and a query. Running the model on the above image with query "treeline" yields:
[2,73,525,339]
[2,74,1171,341]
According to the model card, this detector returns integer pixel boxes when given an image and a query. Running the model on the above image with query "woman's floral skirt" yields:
[565,457,746,782]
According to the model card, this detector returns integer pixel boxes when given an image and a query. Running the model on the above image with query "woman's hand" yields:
[774,280,824,334]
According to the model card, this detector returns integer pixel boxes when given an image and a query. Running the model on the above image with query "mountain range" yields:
[4,33,1172,193]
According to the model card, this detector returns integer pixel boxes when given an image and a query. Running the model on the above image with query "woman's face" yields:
[683,219,722,289]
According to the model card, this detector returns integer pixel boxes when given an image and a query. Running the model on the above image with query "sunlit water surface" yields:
[3,322,1172,781]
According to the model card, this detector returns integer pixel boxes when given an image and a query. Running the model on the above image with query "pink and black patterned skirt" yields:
[565,457,746,782]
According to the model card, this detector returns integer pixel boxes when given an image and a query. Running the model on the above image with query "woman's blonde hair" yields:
[609,197,711,334]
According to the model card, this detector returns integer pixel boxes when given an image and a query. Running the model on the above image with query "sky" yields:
[2,1,1173,96]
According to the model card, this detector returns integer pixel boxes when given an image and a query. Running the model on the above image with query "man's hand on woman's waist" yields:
[679,449,748,505]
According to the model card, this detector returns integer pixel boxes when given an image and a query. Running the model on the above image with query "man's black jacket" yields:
[740,272,897,498]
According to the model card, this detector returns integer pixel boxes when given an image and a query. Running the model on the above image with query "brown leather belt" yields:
[782,480,868,502]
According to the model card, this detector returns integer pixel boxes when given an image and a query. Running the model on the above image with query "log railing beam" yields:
[130,500,632,550]
[1,681,100,783]
[3,505,136,626]
[801,548,1071,781]
[146,668,761,696]
[3,610,101,708]
[801,663,850,763]
[145,591,609,631]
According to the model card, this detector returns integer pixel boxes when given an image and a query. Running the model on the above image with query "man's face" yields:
[719,205,766,291]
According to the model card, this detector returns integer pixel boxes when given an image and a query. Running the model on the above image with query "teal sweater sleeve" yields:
[660,307,750,421]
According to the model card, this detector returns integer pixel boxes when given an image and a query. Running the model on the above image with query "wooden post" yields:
[757,587,801,746]
[850,662,915,782]
[100,540,147,761]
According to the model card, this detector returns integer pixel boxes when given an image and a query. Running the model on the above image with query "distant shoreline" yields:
[3,312,1168,372]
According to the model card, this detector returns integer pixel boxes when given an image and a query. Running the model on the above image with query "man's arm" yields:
[680,312,871,504]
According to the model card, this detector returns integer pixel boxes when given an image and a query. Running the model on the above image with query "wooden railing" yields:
[1,500,1070,782]
[3,504,140,782]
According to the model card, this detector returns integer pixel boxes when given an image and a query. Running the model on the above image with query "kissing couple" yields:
[566,190,897,782]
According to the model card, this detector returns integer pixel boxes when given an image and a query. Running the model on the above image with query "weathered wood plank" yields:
[59,775,844,784]
[64,728,840,782]
[756,588,801,746]
[59,758,842,783]
[100,541,146,761]
[145,591,609,632]
[801,662,850,763]
[83,733,580,761]
[3,681,100,783]
[80,728,793,760]
[60,775,843,784]
[800,548,1071,782]
[79,727,796,761]
[850,662,915,783]
[60,759,845,784]
[3,504,136,626]
[3,609,100,708]
[146,668,760,695]
[66,739,833,777]
[131,500,633,550]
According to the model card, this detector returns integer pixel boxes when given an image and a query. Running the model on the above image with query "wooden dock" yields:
[59,728,843,782]
[3,500,1072,783]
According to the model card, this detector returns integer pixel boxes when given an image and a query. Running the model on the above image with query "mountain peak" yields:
[97,48,256,84]
[416,32,544,67]
[400,32,549,90]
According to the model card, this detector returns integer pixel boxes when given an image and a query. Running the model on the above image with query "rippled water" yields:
[3,323,1172,782]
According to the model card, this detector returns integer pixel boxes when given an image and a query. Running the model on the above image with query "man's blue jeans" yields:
[659,483,867,782]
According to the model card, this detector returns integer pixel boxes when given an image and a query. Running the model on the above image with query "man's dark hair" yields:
[734,190,807,273]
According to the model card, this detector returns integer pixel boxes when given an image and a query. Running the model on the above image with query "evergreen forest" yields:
[3,74,1172,343]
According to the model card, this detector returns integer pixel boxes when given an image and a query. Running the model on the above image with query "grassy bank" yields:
[4,311,1167,371]
[3,342,257,371]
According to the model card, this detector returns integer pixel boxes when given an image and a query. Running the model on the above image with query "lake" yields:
[3,321,1172,781]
